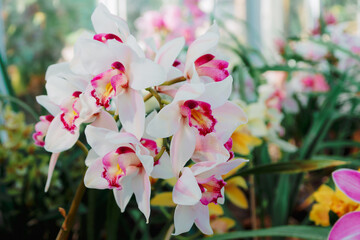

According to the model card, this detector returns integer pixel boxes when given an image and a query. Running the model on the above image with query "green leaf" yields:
[206,226,331,240]
[238,159,346,175]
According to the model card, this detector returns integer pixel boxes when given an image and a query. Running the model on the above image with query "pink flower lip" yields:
[111,61,125,72]
[60,94,81,134]
[101,147,135,190]
[140,138,159,157]
[72,91,82,98]
[194,54,230,82]
[181,100,217,136]
[45,115,54,122]
[94,33,123,43]
[33,131,45,147]
[197,175,226,205]
[116,146,135,154]
[224,138,234,161]
[173,60,181,67]
[91,62,129,109]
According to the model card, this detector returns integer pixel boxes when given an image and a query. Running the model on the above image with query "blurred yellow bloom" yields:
[150,192,176,207]
[208,203,236,234]
[222,163,249,209]
[231,125,262,156]
[309,184,360,226]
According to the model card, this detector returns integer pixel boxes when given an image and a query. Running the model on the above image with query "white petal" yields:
[126,35,145,58]
[90,109,118,132]
[170,123,197,176]
[194,203,213,235]
[151,152,174,179]
[195,76,233,108]
[85,125,119,155]
[85,149,99,167]
[36,95,61,116]
[130,58,167,89]
[115,89,145,139]
[71,38,116,75]
[146,103,181,138]
[135,145,154,175]
[173,205,196,235]
[44,115,79,153]
[84,158,109,189]
[113,167,138,211]
[173,83,205,102]
[132,172,151,222]
[44,153,60,192]
[155,37,185,72]
[91,3,130,40]
[213,101,248,143]
[185,31,219,74]
[173,167,201,205]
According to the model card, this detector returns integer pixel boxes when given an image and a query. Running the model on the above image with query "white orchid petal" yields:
[44,115,79,153]
[213,101,248,143]
[130,58,167,89]
[115,89,145,139]
[194,203,213,235]
[84,158,109,189]
[173,205,196,235]
[36,95,61,116]
[173,167,202,205]
[44,153,60,192]
[146,103,181,138]
[170,123,197,176]
[132,173,151,222]
[155,37,185,72]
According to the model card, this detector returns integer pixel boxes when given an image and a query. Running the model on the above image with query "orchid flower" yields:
[172,159,248,235]
[184,24,230,83]
[147,77,247,175]
[36,63,101,153]
[328,169,360,239]
[84,124,155,222]
[71,34,167,139]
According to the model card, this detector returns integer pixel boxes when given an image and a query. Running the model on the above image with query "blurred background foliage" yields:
[1,0,360,239]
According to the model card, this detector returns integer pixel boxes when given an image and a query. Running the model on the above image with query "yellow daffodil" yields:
[309,184,360,226]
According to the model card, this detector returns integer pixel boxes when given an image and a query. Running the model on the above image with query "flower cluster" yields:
[135,0,208,47]
[33,4,248,235]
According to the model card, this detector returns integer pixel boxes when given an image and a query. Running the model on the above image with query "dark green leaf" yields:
[238,159,346,175]
[206,226,331,240]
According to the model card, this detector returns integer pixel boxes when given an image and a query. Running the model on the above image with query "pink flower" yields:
[33,115,54,147]
[301,74,330,92]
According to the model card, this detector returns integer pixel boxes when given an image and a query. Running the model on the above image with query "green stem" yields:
[161,76,186,86]
[146,88,163,109]
[154,146,166,162]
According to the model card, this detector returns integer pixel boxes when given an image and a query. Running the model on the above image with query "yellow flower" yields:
[231,125,262,156]
[208,203,236,234]
[222,163,249,209]
[150,192,176,207]
[309,203,330,226]
[309,184,360,226]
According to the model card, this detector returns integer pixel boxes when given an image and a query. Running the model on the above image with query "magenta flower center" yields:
[180,100,217,136]
[197,175,226,205]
